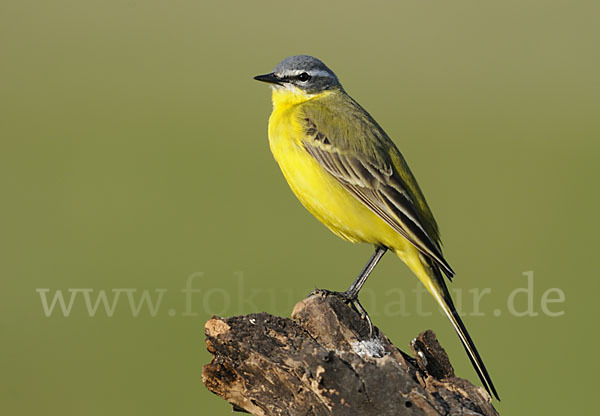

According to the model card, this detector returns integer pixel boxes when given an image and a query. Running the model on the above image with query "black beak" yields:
[253,72,282,85]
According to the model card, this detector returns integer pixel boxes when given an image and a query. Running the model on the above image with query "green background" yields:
[2,1,598,414]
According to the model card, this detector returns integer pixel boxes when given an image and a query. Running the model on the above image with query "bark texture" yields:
[202,292,498,416]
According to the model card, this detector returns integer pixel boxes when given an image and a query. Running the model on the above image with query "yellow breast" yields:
[266,87,404,248]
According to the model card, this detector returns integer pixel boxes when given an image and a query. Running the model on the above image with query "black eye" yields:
[297,72,311,82]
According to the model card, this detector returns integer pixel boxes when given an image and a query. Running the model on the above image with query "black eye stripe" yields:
[297,72,311,82]
[282,72,312,82]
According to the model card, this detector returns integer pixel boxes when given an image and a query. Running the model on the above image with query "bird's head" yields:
[254,55,342,105]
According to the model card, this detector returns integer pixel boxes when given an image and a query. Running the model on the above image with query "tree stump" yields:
[202,291,498,415]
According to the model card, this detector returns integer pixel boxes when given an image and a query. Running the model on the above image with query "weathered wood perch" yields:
[203,292,498,415]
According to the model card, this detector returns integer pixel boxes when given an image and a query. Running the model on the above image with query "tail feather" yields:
[426,261,500,400]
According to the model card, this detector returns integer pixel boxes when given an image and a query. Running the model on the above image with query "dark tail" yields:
[426,261,500,400]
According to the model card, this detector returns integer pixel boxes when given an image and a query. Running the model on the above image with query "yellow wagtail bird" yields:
[254,55,499,400]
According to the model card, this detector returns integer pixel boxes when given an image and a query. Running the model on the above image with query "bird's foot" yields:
[309,288,375,337]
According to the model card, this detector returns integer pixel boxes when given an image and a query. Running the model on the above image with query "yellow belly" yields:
[264,88,446,299]
[267,105,410,253]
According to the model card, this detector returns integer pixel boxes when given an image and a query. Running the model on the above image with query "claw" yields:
[309,289,375,337]
[346,295,374,337]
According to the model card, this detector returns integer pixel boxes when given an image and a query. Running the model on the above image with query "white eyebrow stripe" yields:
[276,69,334,78]
[307,69,334,77]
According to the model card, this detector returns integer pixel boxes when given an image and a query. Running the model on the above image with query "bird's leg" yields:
[314,246,387,336]
[343,246,388,299]
[342,246,387,335]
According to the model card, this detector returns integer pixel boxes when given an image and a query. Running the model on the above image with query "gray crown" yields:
[272,55,341,93]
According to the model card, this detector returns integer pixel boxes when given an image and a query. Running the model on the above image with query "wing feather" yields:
[301,105,454,279]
